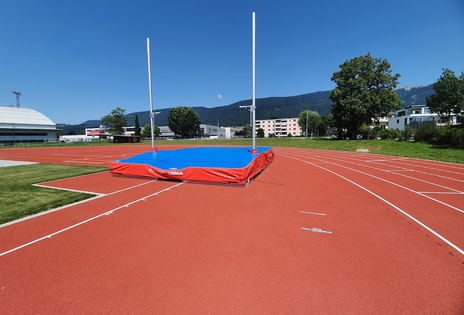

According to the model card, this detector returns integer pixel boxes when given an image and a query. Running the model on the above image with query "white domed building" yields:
[0,106,58,145]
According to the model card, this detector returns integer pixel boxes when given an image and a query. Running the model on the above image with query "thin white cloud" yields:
[217,94,223,100]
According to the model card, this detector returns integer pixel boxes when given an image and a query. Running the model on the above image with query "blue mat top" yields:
[115,146,272,170]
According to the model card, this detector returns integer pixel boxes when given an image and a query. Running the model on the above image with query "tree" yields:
[298,110,321,137]
[134,114,141,136]
[141,124,151,138]
[154,126,161,138]
[329,53,402,139]
[317,115,329,137]
[242,124,252,138]
[142,124,161,138]
[257,128,265,138]
[426,68,464,117]
[168,106,201,137]
[101,108,130,135]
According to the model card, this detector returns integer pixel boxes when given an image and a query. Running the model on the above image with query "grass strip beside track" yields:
[0,164,108,224]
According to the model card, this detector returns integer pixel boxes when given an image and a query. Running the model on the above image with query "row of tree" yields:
[101,106,201,138]
[101,53,462,140]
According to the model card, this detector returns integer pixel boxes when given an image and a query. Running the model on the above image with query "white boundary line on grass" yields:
[0,182,184,257]
[282,153,464,257]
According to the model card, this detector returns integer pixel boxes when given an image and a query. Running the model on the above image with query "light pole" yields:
[153,111,160,137]
[12,90,21,107]
[306,110,308,138]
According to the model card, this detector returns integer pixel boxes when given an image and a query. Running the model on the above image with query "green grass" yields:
[0,164,108,225]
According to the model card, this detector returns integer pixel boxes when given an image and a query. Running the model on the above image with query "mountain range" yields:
[58,84,435,134]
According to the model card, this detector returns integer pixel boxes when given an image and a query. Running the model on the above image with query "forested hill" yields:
[64,84,434,133]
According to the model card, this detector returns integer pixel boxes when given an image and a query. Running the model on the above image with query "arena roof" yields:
[0,106,56,129]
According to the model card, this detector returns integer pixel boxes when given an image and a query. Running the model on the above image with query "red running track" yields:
[0,145,463,314]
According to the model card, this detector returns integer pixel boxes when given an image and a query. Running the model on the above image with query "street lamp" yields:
[153,111,161,128]
[152,111,161,138]
[306,110,308,138]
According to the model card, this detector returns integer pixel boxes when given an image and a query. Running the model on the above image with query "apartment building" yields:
[388,105,458,131]
[255,118,302,137]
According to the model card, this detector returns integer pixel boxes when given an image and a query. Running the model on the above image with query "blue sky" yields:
[1,0,463,124]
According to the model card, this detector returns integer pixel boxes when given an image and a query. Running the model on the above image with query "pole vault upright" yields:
[240,12,257,154]
[147,38,156,151]
[251,12,257,154]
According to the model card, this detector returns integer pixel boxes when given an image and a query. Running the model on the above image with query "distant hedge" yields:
[413,124,464,147]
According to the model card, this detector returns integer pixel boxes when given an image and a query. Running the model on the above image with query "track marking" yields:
[419,192,464,195]
[292,150,464,188]
[301,227,333,234]
[385,169,414,172]
[282,154,464,257]
[32,185,107,196]
[0,182,184,257]
[286,148,464,179]
[300,211,326,216]
[286,151,464,213]
[62,160,107,164]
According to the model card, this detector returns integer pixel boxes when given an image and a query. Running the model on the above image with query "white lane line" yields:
[287,151,464,214]
[419,192,464,195]
[282,154,464,256]
[375,159,464,176]
[390,173,464,193]
[385,169,415,172]
[300,211,327,216]
[62,161,107,164]
[0,182,184,257]
[386,158,464,173]
[293,150,464,188]
[32,184,107,196]
[34,177,155,196]
[282,149,464,181]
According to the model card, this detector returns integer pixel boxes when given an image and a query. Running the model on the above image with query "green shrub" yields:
[380,128,400,140]
[401,125,412,141]
[414,124,464,146]
[379,129,389,140]
[368,127,381,140]
[435,126,464,146]
[413,123,437,143]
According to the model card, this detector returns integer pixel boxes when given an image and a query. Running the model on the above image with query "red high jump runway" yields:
[0,145,463,314]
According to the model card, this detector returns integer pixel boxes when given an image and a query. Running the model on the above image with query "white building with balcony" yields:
[388,105,458,131]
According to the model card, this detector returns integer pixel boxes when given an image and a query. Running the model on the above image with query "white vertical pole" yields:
[251,12,257,154]
[147,38,156,151]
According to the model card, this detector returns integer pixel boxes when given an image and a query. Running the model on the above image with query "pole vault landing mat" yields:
[110,146,274,186]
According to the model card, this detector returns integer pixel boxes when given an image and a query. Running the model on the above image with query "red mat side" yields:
[110,149,274,185]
